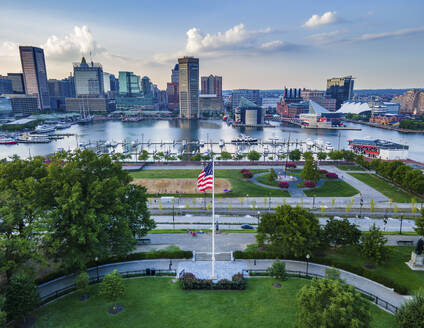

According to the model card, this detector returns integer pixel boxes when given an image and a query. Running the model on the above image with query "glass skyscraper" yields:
[326,76,354,110]
[19,46,50,110]
[232,89,261,110]
[73,57,104,97]
[178,57,199,119]
[118,71,141,96]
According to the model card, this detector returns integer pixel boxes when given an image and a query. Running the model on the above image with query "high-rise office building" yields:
[73,57,104,97]
[326,75,354,110]
[232,89,261,110]
[167,82,179,111]
[201,75,222,97]
[301,89,337,112]
[178,57,199,119]
[141,76,153,97]
[6,73,25,94]
[19,46,50,110]
[0,76,13,95]
[118,71,141,96]
[171,64,179,83]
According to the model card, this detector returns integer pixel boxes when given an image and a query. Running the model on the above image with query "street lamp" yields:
[359,194,363,218]
[306,254,310,276]
[312,194,316,209]
[400,214,404,235]
[95,256,99,282]
[268,192,271,211]
[257,211,260,227]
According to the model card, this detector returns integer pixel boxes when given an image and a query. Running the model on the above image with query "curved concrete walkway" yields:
[38,258,409,312]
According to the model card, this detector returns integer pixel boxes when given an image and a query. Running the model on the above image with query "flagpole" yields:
[211,157,216,279]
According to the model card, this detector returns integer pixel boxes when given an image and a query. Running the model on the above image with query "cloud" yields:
[354,26,424,41]
[42,25,106,60]
[306,30,344,44]
[0,41,19,57]
[153,24,298,64]
[303,11,340,28]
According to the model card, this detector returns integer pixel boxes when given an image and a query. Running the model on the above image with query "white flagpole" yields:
[211,158,216,279]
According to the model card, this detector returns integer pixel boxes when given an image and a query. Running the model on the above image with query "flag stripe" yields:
[197,161,213,191]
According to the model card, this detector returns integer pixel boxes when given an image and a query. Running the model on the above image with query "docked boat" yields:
[0,137,17,145]
[55,122,71,129]
[17,134,50,143]
[34,124,56,134]
[325,142,334,151]
[231,134,258,144]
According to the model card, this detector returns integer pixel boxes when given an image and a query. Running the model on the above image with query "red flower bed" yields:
[278,181,289,188]
[326,172,338,179]
[304,180,316,188]
[240,169,253,179]
[285,162,297,168]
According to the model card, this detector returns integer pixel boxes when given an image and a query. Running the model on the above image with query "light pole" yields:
[306,254,310,276]
[312,194,316,209]
[400,214,404,235]
[257,211,260,227]
[95,256,99,282]
[268,192,271,211]
[359,194,363,218]
[172,199,175,230]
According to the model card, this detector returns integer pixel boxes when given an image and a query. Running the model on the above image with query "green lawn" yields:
[349,173,414,203]
[33,278,396,328]
[304,180,360,197]
[336,165,366,171]
[131,169,290,197]
[321,246,424,292]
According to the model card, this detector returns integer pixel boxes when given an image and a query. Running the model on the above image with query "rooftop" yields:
[350,139,409,150]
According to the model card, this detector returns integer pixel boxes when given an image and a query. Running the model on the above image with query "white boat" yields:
[219,139,225,147]
[55,122,71,129]
[17,134,50,144]
[0,137,17,145]
[34,125,56,133]
[325,142,334,151]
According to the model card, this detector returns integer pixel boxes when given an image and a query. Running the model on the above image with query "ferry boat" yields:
[34,125,56,133]
[17,134,50,143]
[0,137,17,145]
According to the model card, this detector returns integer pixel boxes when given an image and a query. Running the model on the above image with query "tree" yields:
[43,150,153,271]
[325,268,343,282]
[303,151,313,160]
[138,150,149,161]
[396,289,424,328]
[289,149,301,161]
[99,270,125,310]
[342,150,356,161]
[268,168,278,183]
[415,209,424,236]
[301,156,319,183]
[75,272,90,299]
[323,217,361,247]
[360,224,390,264]
[257,205,320,258]
[328,150,344,161]
[220,151,232,160]
[317,152,327,161]
[267,260,287,280]
[247,150,261,161]
[0,295,6,328]
[4,274,40,322]
[297,278,371,328]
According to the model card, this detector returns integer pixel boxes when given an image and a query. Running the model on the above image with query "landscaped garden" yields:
[349,173,415,203]
[32,278,397,328]
[336,164,366,171]
[303,180,359,197]
[130,169,291,197]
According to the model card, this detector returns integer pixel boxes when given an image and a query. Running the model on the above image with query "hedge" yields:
[233,250,409,295]
[179,273,246,290]
[36,250,192,285]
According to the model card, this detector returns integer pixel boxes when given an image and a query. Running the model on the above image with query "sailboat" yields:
[78,97,94,124]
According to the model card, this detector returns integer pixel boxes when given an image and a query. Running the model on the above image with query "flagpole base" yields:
[210,274,217,280]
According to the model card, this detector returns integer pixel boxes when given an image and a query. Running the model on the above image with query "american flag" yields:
[197,162,214,191]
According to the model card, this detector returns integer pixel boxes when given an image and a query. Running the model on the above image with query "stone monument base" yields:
[405,251,424,271]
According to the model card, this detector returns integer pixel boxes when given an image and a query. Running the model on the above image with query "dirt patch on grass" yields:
[132,178,231,194]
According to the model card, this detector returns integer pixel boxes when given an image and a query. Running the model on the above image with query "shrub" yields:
[99,270,125,309]
[179,273,246,290]
[278,181,289,188]
[303,180,316,188]
[396,289,424,328]
[267,260,287,280]
[285,162,297,168]
[326,172,338,179]
[241,169,253,179]
[75,272,90,296]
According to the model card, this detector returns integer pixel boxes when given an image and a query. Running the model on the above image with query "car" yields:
[241,224,254,230]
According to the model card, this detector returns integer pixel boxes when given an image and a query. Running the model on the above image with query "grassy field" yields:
[336,165,366,171]
[33,278,396,328]
[131,169,290,197]
[321,246,424,292]
[349,173,414,203]
[304,180,360,197]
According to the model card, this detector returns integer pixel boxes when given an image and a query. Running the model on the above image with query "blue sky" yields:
[0,0,423,90]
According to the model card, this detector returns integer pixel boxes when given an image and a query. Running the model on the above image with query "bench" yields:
[136,238,151,245]
[397,240,414,246]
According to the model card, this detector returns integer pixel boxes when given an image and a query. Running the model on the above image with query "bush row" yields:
[233,250,408,295]
[179,273,246,290]
[36,250,192,285]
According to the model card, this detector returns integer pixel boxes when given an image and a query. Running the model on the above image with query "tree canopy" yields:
[247,150,261,161]
[289,149,301,161]
[323,217,361,247]
[360,224,390,264]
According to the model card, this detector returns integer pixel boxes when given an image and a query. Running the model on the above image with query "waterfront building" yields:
[1,94,38,114]
[118,71,141,96]
[0,76,13,95]
[326,75,354,110]
[167,82,179,111]
[338,101,400,116]
[276,88,306,117]
[115,96,155,110]
[232,89,261,110]
[348,139,408,160]
[141,76,153,97]
[171,64,179,83]
[201,75,222,97]
[392,89,424,115]
[6,73,25,94]
[369,114,400,126]
[103,72,111,93]
[299,101,343,128]
[234,97,264,126]
[199,94,224,117]
[65,97,107,112]
[73,57,104,97]
[178,57,199,119]
[19,46,50,110]
[301,89,337,111]
[0,96,13,117]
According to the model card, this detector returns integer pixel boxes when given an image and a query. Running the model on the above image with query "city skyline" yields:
[0,0,424,90]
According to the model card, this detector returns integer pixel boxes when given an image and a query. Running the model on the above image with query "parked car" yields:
[241,224,254,230]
